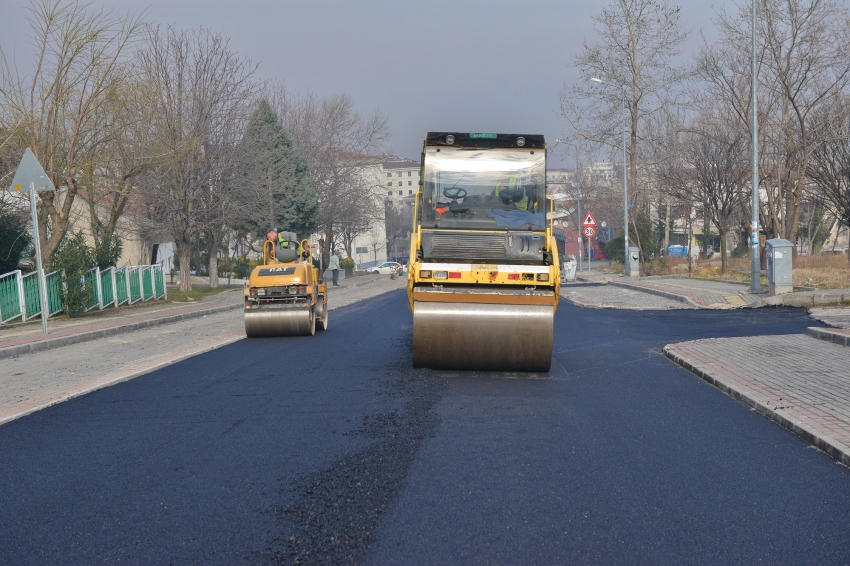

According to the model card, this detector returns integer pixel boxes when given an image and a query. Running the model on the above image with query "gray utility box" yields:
[561,255,577,282]
[625,247,640,277]
[766,238,793,296]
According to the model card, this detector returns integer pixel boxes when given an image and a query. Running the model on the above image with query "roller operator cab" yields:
[408,133,560,372]
[244,239,328,337]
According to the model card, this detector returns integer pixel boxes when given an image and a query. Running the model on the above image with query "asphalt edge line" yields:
[0,302,243,360]
[662,344,850,467]
[806,327,850,347]
[609,281,704,308]
[0,334,246,428]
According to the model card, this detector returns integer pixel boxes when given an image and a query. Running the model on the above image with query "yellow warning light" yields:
[14,184,21,191]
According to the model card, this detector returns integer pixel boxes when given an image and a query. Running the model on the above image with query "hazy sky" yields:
[0,0,729,167]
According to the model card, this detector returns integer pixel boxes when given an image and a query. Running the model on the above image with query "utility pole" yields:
[750,0,763,292]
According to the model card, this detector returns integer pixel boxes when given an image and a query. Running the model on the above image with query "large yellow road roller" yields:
[244,238,328,337]
[408,133,560,371]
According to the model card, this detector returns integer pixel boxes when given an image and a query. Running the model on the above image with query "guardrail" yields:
[0,264,167,325]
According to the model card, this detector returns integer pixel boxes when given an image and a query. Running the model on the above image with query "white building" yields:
[383,156,420,208]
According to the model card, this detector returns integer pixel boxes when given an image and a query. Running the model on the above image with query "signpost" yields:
[581,212,597,276]
[9,148,55,335]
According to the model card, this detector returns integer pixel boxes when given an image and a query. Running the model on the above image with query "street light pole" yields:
[750,0,762,292]
[622,85,628,271]
[591,77,629,271]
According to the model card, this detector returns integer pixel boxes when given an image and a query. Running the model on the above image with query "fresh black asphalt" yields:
[1,288,848,564]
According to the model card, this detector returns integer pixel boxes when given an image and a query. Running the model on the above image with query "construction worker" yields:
[266,229,303,261]
[495,175,529,211]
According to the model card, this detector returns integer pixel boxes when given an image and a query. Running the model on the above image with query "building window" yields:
[387,172,392,178]
[387,181,392,187]
[388,190,393,196]
[408,180,412,186]
[398,172,402,177]
[409,190,413,195]
[408,171,412,176]
[398,190,403,196]
[417,171,420,176]
[398,181,402,186]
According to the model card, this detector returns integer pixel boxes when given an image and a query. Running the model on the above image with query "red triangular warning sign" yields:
[581,212,597,227]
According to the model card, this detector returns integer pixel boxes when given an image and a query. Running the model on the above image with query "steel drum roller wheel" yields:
[244,304,315,337]
[316,298,329,331]
[412,301,553,372]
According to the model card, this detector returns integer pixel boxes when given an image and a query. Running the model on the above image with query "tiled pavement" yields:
[612,278,764,308]
[664,334,850,466]
[560,283,689,310]
[809,307,850,329]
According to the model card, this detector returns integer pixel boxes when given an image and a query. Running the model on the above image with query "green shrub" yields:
[0,207,31,274]
[54,232,95,315]
[94,229,123,270]
[339,256,355,270]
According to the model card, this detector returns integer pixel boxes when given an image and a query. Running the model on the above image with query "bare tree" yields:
[662,108,751,273]
[270,84,389,266]
[137,25,255,294]
[562,0,691,235]
[0,0,144,268]
[806,96,850,265]
[699,0,850,246]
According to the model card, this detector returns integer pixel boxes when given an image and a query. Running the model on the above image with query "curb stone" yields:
[806,326,850,347]
[0,302,242,360]
[608,280,704,308]
[663,343,850,467]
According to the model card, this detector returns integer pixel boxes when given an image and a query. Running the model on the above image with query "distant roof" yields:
[383,157,419,170]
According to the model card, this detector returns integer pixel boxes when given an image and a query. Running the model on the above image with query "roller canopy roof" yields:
[425,132,545,149]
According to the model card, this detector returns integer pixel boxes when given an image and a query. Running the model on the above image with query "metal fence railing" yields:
[0,264,167,325]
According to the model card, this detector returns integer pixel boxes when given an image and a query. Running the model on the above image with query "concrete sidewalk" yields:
[0,273,388,360]
[664,329,850,466]
[0,275,405,426]
[587,275,850,309]
[611,277,764,308]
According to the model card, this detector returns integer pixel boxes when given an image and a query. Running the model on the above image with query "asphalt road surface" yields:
[2,290,849,564]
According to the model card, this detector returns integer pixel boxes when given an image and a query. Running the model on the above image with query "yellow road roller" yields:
[244,238,328,337]
[407,132,560,371]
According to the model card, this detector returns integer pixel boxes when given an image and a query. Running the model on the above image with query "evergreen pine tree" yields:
[234,100,318,238]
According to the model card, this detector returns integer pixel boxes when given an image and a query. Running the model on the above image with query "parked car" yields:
[369,262,401,275]
[820,246,848,255]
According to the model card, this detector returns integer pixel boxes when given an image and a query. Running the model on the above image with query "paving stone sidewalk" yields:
[560,282,689,310]
[0,275,406,426]
[664,334,850,466]
[612,277,764,308]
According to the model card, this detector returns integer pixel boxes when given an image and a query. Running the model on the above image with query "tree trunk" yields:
[207,230,222,288]
[719,226,727,274]
[664,201,671,250]
[177,240,193,295]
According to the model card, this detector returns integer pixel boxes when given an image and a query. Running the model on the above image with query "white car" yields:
[369,262,401,275]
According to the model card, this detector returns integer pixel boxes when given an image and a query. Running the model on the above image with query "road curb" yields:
[806,326,850,347]
[663,343,850,467]
[0,302,243,360]
[609,281,703,308]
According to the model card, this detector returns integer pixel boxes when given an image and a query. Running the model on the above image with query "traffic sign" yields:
[8,148,55,192]
[581,212,597,227]
[583,226,596,238]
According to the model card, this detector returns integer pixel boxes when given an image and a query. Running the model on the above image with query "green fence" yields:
[100,267,115,307]
[142,267,154,300]
[0,264,166,324]
[128,267,141,304]
[0,271,24,324]
[83,268,101,312]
